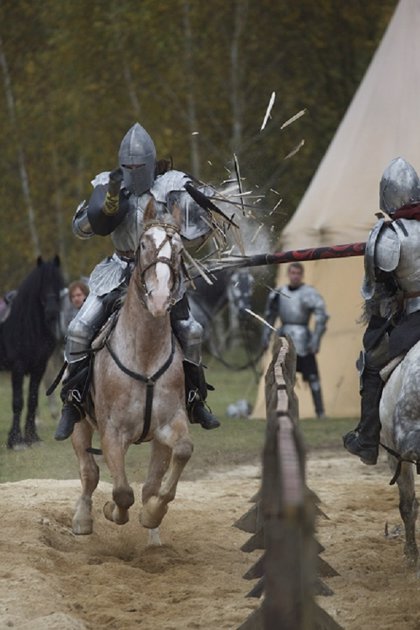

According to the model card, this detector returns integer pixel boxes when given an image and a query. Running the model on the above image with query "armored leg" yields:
[171,301,220,430]
[343,332,389,465]
[343,366,383,464]
[343,328,390,465]
[55,294,105,441]
[308,374,325,418]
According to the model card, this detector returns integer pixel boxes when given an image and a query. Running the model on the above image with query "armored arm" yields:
[73,171,130,239]
[362,222,402,318]
[308,289,329,354]
[87,170,130,236]
[151,170,230,244]
[72,200,94,240]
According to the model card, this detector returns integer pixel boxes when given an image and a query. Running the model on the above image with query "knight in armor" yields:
[261,262,329,417]
[55,122,221,441]
[343,156,420,465]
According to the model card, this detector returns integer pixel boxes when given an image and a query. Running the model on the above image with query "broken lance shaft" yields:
[229,241,366,269]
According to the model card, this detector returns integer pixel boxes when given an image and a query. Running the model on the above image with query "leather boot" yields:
[183,361,220,430]
[54,360,88,441]
[308,375,325,418]
[343,367,383,465]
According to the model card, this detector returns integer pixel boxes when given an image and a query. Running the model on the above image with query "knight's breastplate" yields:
[277,286,311,356]
[394,220,420,292]
[277,286,311,325]
[111,193,151,253]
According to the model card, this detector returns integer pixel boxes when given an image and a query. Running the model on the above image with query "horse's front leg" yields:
[7,369,25,450]
[140,439,172,533]
[140,415,193,530]
[24,368,44,445]
[71,419,100,534]
[393,458,419,567]
[101,429,134,525]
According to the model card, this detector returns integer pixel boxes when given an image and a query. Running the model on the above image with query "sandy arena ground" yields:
[1,451,420,629]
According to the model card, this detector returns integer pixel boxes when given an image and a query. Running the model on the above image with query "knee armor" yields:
[171,311,203,364]
[65,294,105,363]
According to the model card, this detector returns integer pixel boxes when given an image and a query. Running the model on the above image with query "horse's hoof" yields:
[7,440,27,451]
[25,437,42,447]
[103,501,115,522]
[72,519,93,535]
[140,497,168,529]
[103,501,129,525]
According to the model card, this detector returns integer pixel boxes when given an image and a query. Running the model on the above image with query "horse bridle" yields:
[102,221,183,445]
[137,222,182,305]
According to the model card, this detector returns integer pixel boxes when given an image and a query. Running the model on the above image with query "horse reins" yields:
[138,222,181,303]
[103,223,180,444]
[379,441,420,485]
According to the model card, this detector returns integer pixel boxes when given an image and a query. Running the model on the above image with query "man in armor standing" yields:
[262,262,329,417]
[55,122,222,441]
[344,157,420,465]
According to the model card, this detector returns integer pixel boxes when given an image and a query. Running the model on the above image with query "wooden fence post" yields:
[237,336,343,630]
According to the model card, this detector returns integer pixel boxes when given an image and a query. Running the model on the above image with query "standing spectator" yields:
[262,262,329,417]
[60,280,89,334]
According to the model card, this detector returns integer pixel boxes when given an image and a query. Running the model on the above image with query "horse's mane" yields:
[2,258,63,362]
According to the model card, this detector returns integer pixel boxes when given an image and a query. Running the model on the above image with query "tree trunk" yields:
[230,0,249,153]
[183,0,201,177]
[0,33,40,257]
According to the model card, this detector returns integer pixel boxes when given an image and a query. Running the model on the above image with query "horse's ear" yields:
[37,255,43,266]
[171,203,182,229]
[53,255,60,267]
[143,199,157,223]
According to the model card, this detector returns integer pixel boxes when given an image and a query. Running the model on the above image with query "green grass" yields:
[299,416,356,451]
[0,355,356,483]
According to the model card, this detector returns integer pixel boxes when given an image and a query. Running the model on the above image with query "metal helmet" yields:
[118,123,156,196]
[379,157,420,215]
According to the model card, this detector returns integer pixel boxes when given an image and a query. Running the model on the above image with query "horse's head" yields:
[137,201,184,318]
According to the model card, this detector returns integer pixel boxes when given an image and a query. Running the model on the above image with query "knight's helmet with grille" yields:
[118,123,157,196]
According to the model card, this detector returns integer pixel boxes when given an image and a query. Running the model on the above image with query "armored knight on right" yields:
[344,157,420,465]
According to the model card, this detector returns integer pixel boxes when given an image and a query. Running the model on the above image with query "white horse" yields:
[70,201,193,545]
[380,341,420,567]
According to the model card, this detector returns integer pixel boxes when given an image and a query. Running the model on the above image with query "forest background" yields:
[0,0,396,291]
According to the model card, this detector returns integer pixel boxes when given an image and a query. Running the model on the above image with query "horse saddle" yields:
[91,309,119,351]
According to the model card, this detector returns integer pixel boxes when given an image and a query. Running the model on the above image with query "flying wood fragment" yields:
[280,108,306,130]
[251,223,264,244]
[284,139,305,160]
[260,91,276,131]
[269,198,283,215]
[244,308,277,332]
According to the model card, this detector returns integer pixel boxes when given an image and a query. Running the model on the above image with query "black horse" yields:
[0,256,64,449]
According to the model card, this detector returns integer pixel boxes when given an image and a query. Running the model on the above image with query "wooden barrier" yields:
[237,337,343,630]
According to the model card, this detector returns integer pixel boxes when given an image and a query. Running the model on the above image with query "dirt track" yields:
[1,452,420,629]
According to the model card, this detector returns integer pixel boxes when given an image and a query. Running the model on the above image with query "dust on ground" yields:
[1,451,420,629]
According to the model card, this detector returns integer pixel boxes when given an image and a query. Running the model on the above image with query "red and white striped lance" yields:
[206,242,366,272]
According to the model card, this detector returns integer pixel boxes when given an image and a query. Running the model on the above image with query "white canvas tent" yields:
[253,0,420,419]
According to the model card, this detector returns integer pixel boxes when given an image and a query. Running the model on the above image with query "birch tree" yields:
[0,31,40,257]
